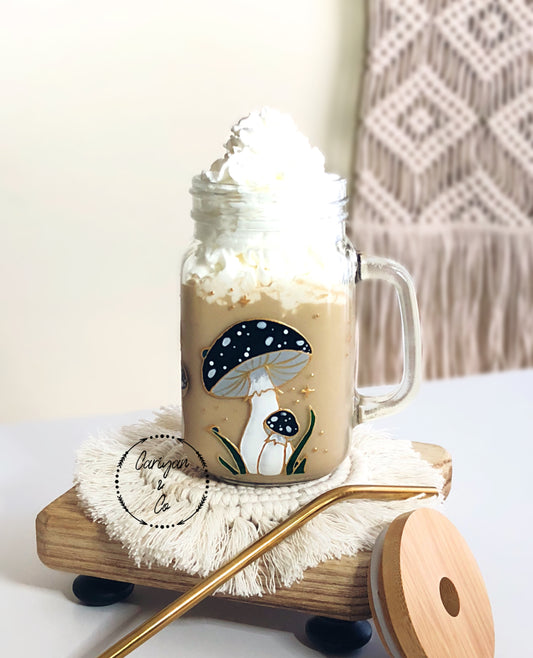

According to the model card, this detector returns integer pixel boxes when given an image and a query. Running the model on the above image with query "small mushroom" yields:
[264,410,299,437]
[202,320,311,473]
[257,410,299,476]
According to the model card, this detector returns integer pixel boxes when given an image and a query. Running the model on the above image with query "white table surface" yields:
[1,369,531,657]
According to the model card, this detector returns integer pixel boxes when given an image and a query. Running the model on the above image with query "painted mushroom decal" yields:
[202,319,311,474]
[257,410,299,475]
[181,365,189,395]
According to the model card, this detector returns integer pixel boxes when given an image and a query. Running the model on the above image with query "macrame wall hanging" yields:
[351,0,533,384]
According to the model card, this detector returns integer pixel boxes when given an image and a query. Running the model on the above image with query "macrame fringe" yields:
[75,406,444,597]
[355,226,533,384]
[352,0,533,385]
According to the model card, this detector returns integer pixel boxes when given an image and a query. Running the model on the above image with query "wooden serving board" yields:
[36,442,451,621]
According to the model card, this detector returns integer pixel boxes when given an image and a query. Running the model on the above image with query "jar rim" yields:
[190,172,347,203]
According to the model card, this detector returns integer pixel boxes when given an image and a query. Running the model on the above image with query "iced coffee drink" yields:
[180,108,422,484]
[181,283,356,484]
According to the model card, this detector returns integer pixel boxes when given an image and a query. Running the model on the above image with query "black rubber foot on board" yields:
[72,575,135,606]
[305,616,372,654]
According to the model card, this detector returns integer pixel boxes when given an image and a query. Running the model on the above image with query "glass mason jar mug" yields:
[180,175,421,485]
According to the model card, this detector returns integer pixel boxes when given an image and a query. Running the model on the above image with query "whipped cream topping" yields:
[183,237,347,308]
[186,108,348,308]
[202,107,326,190]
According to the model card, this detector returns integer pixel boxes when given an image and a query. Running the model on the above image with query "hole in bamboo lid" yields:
[439,576,460,617]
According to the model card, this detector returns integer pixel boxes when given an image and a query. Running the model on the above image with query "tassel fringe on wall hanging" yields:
[352,0,533,384]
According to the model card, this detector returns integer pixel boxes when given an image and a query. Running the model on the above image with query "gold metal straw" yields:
[97,484,438,658]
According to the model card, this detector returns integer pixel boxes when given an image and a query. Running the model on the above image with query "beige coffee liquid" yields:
[181,280,356,484]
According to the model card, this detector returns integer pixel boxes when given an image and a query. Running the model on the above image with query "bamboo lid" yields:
[369,508,495,657]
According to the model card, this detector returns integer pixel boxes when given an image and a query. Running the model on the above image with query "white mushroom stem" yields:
[257,434,293,476]
[240,368,279,474]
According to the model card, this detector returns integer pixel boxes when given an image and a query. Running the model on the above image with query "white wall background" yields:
[0,0,364,422]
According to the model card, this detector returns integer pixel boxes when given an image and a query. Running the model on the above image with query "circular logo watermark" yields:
[115,434,209,529]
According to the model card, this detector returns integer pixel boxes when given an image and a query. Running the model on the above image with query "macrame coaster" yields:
[75,406,444,597]
[352,0,533,384]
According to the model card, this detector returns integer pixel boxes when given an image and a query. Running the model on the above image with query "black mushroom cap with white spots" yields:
[202,319,312,397]
[264,410,299,437]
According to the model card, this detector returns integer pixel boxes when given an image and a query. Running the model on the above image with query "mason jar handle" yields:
[354,254,422,425]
